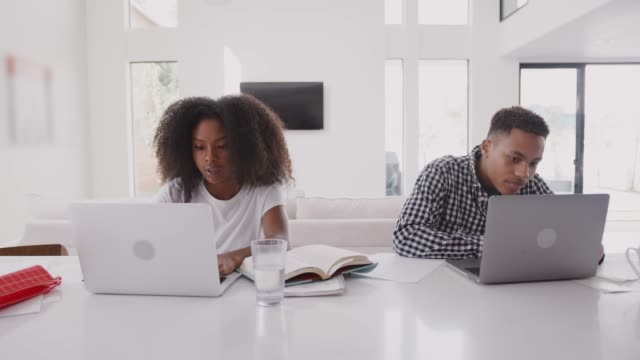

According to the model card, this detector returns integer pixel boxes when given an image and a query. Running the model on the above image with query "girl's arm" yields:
[261,205,289,243]
[217,205,289,275]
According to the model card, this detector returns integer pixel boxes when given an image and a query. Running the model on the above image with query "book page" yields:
[237,258,255,280]
[238,255,320,280]
[288,245,370,277]
[284,256,319,279]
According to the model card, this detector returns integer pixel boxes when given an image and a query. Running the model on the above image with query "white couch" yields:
[14,190,640,254]
[13,197,74,249]
[288,195,404,250]
[14,191,406,251]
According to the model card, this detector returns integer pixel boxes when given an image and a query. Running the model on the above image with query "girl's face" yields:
[192,118,235,186]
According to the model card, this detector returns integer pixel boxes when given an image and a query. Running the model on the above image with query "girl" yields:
[153,95,293,275]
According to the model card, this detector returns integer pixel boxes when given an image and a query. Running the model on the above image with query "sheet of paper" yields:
[573,276,640,293]
[0,295,43,318]
[353,253,443,283]
[0,260,50,318]
[596,253,640,282]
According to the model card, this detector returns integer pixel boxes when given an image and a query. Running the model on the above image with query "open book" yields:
[238,244,377,286]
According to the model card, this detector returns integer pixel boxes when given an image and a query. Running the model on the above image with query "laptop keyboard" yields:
[466,267,481,276]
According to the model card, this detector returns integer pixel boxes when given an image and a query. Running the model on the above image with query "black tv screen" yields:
[240,82,323,130]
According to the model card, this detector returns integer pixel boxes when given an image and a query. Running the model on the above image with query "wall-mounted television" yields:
[240,82,323,130]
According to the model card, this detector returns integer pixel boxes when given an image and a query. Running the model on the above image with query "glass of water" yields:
[251,238,287,306]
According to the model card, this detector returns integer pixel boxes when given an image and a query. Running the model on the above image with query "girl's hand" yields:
[217,253,241,276]
[217,247,251,276]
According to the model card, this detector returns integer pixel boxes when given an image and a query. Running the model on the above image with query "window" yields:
[130,62,179,196]
[418,0,468,25]
[418,60,468,169]
[129,0,177,29]
[584,65,640,210]
[520,67,578,193]
[385,0,403,25]
[385,59,404,195]
[520,63,640,214]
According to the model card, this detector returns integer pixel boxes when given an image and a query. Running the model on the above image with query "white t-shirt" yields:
[154,179,287,254]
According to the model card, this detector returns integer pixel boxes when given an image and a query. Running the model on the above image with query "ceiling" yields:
[511,0,640,60]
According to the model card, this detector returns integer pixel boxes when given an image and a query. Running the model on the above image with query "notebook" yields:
[284,275,345,297]
[238,244,377,285]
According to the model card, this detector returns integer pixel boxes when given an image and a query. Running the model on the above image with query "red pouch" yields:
[0,265,62,310]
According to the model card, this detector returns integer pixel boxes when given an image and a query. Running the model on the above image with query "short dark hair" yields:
[488,106,549,138]
[153,95,294,202]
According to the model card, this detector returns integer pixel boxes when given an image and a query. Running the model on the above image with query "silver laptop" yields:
[72,202,241,296]
[447,194,609,284]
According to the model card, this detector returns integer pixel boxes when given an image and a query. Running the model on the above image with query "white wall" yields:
[180,0,385,197]
[0,0,88,243]
[469,1,520,145]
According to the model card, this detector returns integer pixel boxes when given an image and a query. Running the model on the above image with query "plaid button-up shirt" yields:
[393,146,553,259]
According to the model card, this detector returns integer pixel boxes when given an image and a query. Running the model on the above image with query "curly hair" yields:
[153,95,294,202]
[217,94,294,187]
[488,106,550,138]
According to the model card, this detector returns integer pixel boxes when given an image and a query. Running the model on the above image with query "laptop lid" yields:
[478,194,609,284]
[73,202,237,297]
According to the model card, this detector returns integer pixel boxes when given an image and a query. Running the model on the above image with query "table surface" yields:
[1,246,640,360]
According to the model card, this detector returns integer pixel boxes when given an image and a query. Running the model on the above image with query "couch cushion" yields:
[28,195,71,221]
[20,220,73,248]
[289,219,396,247]
[296,197,406,219]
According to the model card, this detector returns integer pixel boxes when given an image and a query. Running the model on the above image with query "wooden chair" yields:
[0,244,68,256]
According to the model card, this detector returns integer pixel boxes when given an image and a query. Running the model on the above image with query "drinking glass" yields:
[251,238,287,306]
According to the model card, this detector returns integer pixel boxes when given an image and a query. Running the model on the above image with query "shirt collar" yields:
[470,145,529,196]
[468,145,484,191]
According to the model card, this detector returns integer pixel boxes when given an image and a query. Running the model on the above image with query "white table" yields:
[1,252,639,360]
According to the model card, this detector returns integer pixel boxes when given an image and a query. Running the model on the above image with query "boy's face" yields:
[480,128,546,195]
[192,118,234,186]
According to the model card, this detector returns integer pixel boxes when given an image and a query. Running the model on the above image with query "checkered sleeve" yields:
[528,174,554,195]
[393,163,482,259]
